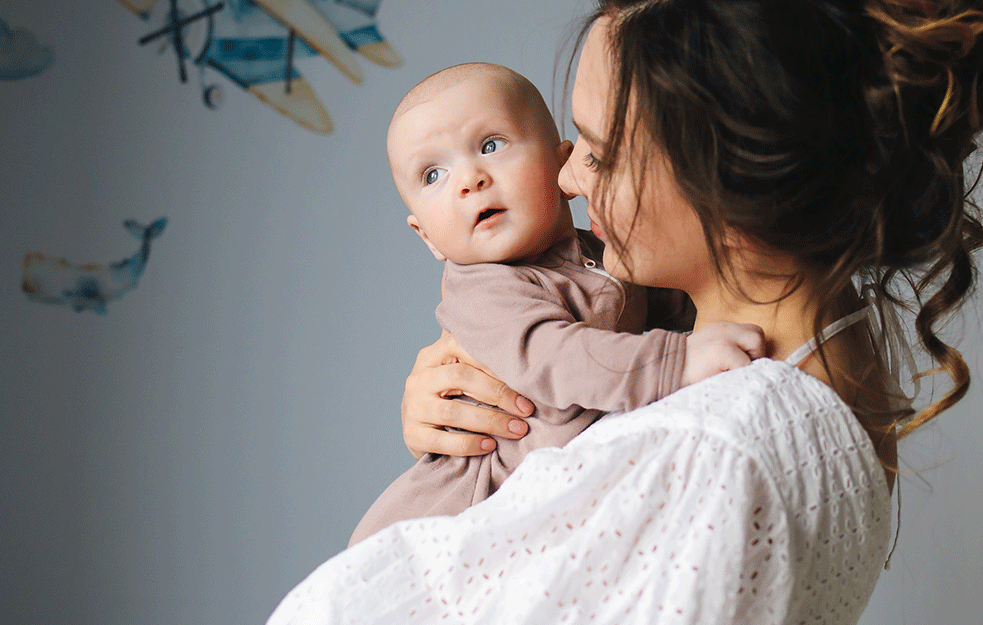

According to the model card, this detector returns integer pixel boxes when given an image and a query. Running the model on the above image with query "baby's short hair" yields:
[388,63,560,157]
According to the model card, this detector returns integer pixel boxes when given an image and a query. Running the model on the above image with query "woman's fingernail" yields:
[508,419,528,435]
[516,395,534,414]
[480,438,496,451]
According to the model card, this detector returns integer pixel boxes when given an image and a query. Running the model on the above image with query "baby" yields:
[349,63,763,545]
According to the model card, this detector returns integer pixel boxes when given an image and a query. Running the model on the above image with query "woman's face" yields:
[559,17,714,292]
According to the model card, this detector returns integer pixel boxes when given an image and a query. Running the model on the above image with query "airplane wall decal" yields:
[118,0,402,134]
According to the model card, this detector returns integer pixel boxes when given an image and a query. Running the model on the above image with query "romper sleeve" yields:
[436,262,686,412]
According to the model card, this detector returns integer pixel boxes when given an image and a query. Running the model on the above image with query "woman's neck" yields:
[688,256,897,487]
[690,271,828,364]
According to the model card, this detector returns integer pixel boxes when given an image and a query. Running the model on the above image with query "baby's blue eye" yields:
[482,138,506,154]
[424,168,446,185]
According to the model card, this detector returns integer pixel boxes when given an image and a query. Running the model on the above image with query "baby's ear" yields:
[556,140,574,167]
[407,214,447,262]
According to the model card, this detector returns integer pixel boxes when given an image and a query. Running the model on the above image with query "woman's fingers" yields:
[405,410,499,459]
[433,361,534,418]
[406,362,530,431]
[415,329,462,367]
[402,334,532,459]
[413,330,533,418]
[401,393,526,459]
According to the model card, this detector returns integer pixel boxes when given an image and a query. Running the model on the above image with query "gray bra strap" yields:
[784,307,874,367]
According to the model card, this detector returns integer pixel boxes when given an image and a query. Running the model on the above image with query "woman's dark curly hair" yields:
[567,0,983,462]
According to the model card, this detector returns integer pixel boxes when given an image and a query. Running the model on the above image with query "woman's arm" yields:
[401,330,532,460]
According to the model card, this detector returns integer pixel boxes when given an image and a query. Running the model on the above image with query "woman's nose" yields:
[558,158,581,199]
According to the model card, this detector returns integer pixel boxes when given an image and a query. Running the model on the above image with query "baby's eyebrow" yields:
[402,148,435,173]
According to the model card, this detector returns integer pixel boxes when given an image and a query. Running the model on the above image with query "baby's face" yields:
[389,76,571,264]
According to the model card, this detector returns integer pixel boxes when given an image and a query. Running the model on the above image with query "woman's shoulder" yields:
[663,358,851,435]
[585,359,889,496]
[592,359,844,434]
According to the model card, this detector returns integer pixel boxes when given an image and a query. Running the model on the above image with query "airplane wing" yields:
[116,0,401,134]
[118,0,334,134]
[251,0,364,84]
[309,0,401,68]
[200,35,333,134]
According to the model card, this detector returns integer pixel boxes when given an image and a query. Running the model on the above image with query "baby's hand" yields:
[681,322,766,386]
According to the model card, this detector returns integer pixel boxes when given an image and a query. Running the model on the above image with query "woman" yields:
[268,1,982,622]
[403,0,983,470]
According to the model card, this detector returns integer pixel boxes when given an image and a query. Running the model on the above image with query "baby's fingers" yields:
[720,345,754,371]
[735,323,767,359]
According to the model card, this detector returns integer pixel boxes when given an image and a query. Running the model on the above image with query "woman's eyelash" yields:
[583,153,602,171]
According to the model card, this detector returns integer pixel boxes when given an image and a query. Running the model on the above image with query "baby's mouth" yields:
[475,208,505,226]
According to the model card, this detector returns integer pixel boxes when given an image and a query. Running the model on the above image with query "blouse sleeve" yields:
[268,363,889,625]
[616,430,798,623]
[266,421,800,625]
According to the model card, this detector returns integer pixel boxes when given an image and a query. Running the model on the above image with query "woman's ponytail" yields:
[863,0,983,437]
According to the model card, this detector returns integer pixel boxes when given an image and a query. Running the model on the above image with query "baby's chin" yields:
[449,252,520,265]
[484,245,554,265]
[447,229,565,265]
[447,247,529,265]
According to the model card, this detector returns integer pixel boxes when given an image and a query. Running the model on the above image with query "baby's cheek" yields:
[536,172,562,209]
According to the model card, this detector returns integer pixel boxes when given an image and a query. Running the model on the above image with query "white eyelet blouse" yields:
[268,356,892,625]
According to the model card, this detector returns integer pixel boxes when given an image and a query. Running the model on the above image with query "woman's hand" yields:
[402,330,533,460]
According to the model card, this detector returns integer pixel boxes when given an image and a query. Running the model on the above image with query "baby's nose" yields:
[461,179,486,195]
[460,169,491,195]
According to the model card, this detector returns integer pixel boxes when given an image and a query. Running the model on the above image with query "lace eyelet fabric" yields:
[268,359,891,625]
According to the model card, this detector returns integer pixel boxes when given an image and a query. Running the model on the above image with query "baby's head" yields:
[387,63,574,265]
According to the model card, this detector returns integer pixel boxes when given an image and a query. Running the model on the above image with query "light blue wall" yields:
[1,1,979,623]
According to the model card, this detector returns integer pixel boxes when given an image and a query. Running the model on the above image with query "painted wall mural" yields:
[119,0,402,134]
[0,16,54,80]
[22,218,168,314]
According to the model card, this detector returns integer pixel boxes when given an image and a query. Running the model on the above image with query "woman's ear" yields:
[722,227,793,275]
[721,226,747,252]
[407,214,447,261]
